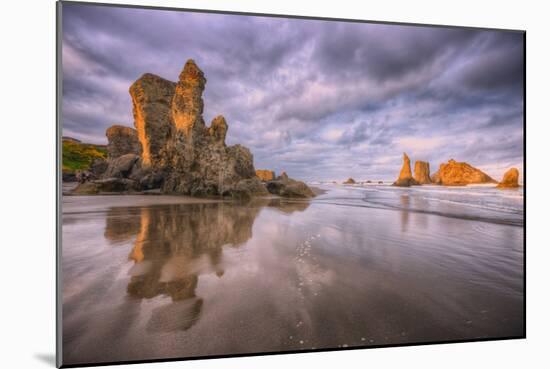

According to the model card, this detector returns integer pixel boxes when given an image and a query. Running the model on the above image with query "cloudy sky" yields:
[61,3,524,181]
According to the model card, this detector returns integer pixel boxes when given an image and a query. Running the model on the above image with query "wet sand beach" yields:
[61,184,524,365]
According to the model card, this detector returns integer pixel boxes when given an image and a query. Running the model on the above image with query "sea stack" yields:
[497,168,520,189]
[171,59,207,141]
[147,60,260,196]
[344,178,356,184]
[431,159,496,186]
[393,153,419,187]
[256,170,276,182]
[73,59,315,199]
[129,73,175,167]
[414,161,431,184]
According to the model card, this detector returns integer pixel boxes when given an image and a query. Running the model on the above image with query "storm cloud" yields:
[61,3,524,181]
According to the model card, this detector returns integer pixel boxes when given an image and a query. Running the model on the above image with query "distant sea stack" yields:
[414,161,431,184]
[256,170,276,182]
[497,168,520,189]
[343,178,356,184]
[393,153,419,187]
[72,59,314,199]
[431,159,496,186]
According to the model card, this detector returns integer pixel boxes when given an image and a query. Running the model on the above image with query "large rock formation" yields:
[431,159,496,186]
[414,161,432,184]
[133,60,261,197]
[256,169,276,182]
[106,125,142,159]
[497,168,520,188]
[343,178,356,184]
[73,59,314,199]
[129,73,175,167]
[393,153,419,187]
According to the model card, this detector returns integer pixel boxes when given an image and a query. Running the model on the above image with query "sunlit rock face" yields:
[431,159,496,186]
[414,161,432,184]
[129,59,259,197]
[343,178,356,184]
[106,125,142,159]
[497,167,520,189]
[171,60,206,140]
[129,73,175,167]
[393,153,419,187]
[256,169,276,182]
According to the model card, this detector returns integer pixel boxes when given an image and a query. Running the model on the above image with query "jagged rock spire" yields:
[414,160,431,184]
[129,73,175,166]
[393,152,419,187]
[172,59,207,139]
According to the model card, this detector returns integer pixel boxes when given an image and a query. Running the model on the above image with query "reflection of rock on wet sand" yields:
[264,198,310,214]
[104,207,142,243]
[103,199,310,332]
[400,195,410,232]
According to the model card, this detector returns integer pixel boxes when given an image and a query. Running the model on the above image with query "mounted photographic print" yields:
[57,1,525,367]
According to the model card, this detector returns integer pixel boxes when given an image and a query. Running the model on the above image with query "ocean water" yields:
[315,183,524,227]
[61,185,524,365]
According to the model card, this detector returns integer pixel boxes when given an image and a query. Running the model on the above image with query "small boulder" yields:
[139,172,165,190]
[236,178,269,195]
[102,154,140,178]
[266,176,315,198]
[72,178,139,194]
[74,158,109,183]
[90,158,109,177]
[62,172,77,182]
[497,168,520,189]
[265,180,285,195]
[279,180,315,198]
[75,170,94,183]
[229,178,269,200]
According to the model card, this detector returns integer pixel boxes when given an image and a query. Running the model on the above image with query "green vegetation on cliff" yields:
[62,139,107,173]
